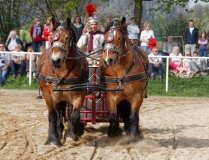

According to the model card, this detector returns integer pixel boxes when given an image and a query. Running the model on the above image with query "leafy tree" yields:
[0,0,208,43]
[0,0,25,42]
[133,0,209,28]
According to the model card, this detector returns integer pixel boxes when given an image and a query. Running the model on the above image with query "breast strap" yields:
[38,73,85,85]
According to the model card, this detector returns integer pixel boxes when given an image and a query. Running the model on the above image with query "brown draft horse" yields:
[37,19,88,146]
[99,17,149,138]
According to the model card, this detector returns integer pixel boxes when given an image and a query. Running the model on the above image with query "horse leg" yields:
[107,98,122,137]
[129,99,143,137]
[65,109,84,141]
[55,101,66,140]
[117,100,131,135]
[45,108,62,146]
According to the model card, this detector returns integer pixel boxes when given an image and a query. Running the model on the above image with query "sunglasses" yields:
[0,46,4,47]
[155,51,159,52]
[37,20,41,21]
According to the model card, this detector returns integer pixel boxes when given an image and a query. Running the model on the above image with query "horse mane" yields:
[70,27,77,44]
[104,20,128,35]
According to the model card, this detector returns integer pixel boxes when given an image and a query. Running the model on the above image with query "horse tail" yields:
[144,82,148,98]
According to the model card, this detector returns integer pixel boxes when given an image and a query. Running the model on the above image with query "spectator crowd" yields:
[0,14,208,86]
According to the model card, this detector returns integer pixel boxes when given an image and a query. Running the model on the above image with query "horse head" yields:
[50,18,76,68]
[102,17,129,66]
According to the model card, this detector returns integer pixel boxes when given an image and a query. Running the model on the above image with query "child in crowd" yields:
[169,46,183,73]
[181,51,192,77]
[26,46,36,77]
[148,46,163,82]
[198,31,208,57]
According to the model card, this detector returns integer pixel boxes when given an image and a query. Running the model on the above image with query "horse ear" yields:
[120,17,126,26]
[66,18,71,28]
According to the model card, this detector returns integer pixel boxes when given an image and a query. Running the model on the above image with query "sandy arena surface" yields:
[0,89,209,160]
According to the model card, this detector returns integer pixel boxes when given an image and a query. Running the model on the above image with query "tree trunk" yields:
[134,0,143,28]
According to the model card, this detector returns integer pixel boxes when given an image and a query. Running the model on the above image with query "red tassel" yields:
[84,4,97,18]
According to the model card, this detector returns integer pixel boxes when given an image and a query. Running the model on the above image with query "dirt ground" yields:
[0,89,209,160]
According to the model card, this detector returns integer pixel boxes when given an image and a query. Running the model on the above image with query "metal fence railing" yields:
[0,51,208,92]
[0,51,41,86]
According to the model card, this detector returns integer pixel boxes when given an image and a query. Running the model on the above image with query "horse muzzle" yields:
[51,51,65,68]
[51,58,62,68]
[103,57,115,66]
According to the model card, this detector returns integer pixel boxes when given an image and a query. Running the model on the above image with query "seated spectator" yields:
[10,44,26,79]
[127,17,140,45]
[0,42,10,86]
[189,51,208,77]
[169,46,183,73]
[26,46,36,77]
[6,31,24,52]
[162,35,177,62]
[181,51,192,77]
[148,47,163,82]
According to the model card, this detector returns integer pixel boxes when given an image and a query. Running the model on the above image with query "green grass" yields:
[1,71,209,97]
[148,74,209,97]
[0,73,38,90]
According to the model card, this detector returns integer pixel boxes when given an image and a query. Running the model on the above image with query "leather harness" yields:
[37,25,88,87]
[100,25,149,87]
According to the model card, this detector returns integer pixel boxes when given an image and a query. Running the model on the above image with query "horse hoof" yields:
[45,139,62,147]
[107,127,122,138]
[75,122,85,137]
[65,132,79,141]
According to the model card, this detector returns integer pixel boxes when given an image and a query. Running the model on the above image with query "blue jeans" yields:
[162,52,169,63]
[32,41,42,52]
[199,49,207,57]
[10,60,26,74]
[150,63,163,77]
[0,67,9,83]
[141,46,151,55]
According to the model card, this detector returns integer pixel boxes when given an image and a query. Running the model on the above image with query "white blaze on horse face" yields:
[105,49,109,62]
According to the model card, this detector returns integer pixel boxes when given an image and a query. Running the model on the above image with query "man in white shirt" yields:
[127,17,140,45]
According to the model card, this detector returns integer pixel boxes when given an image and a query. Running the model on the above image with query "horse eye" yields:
[118,37,121,41]
[65,36,69,40]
